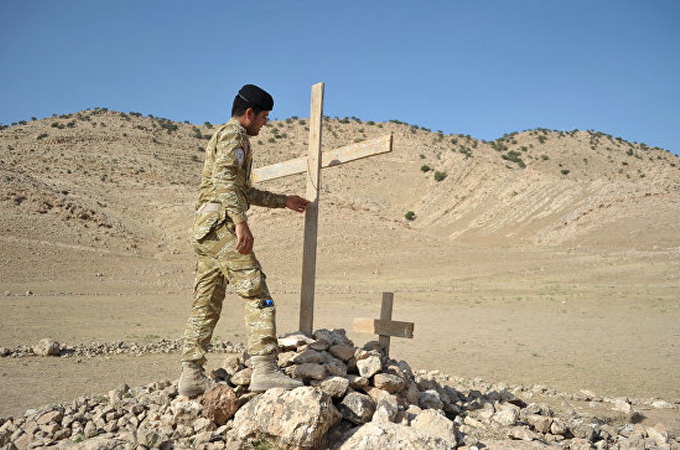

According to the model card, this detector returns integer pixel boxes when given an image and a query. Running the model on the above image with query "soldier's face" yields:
[245,109,269,136]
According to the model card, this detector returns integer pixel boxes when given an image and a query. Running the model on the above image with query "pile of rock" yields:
[0,329,677,449]
[0,338,244,359]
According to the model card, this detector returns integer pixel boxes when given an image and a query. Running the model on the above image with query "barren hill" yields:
[1,110,678,261]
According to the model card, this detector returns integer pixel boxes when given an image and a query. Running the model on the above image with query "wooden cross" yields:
[352,292,415,357]
[252,82,393,335]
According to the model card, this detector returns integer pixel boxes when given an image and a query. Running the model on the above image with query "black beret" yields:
[238,84,274,111]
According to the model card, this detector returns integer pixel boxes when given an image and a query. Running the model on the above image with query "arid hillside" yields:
[2,109,678,252]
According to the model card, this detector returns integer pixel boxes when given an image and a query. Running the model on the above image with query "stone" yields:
[338,392,376,424]
[324,355,348,377]
[549,418,568,436]
[329,344,355,362]
[37,409,64,425]
[276,351,296,368]
[612,398,633,414]
[230,368,253,386]
[319,376,350,398]
[171,399,202,425]
[507,425,538,441]
[278,332,315,350]
[313,328,353,347]
[373,373,407,394]
[34,339,60,356]
[647,423,669,446]
[228,387,341,449]
[308,339,331,351]
[527,414,552,434]
[292,362,327,380]
[419,389,444,410]
[411,409,458,445]
[572,422,597,442]
[222,353,243,375]
[651,400,674,409]
[356,355,382,379]
[192,417,214,433]
[293,348,326,364]
[569,438,595,450]
[492,407,520,427]
[405,381,421,405]
[335,421,456,449]
[201,384,238,426]
[346,374,369,390]
[137,428,167,448]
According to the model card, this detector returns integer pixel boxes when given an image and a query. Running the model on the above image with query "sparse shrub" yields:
[37,133,48,140]
[420,164,432,172]
[501,150,526,168]
[541,154,550,161]
[405,211,416,221]
[561,169,570,175]
[538,135,548,144]
[204,121,213,128]
[434,171,447,182]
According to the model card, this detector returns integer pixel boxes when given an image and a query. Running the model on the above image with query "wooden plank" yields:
[379,292,394,355]
[299,82,324,336]
[252,134,393,183]
[352,317,415,339]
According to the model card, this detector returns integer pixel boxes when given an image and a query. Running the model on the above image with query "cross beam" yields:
[353,292,415,357]
[252,134,393,183]
[253,82,393,336]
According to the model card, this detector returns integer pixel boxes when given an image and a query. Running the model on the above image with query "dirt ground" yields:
[2,245,678,427]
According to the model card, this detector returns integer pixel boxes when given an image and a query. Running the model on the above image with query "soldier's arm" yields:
[245,186,287,209]
[212,131,249,224]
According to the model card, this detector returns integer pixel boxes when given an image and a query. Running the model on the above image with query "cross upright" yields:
[252,82,393,336]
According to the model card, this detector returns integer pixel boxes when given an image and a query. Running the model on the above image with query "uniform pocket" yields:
[192,211,221,243]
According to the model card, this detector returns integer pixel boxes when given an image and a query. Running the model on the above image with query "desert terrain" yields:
[1,109,679,430]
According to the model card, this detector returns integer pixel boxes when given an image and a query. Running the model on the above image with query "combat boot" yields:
[250,354,304,392]
[178,362,213,398]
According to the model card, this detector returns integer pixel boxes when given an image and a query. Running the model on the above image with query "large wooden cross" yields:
[252,82,393,336]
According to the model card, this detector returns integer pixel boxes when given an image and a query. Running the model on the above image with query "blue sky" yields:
[1,1,679,154]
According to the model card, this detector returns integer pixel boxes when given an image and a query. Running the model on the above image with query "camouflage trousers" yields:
[181,219,278,366]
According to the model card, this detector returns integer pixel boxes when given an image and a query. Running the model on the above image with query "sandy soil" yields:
[2,245,678,423]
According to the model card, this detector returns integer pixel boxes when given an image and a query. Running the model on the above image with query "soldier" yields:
[179,84,310,398]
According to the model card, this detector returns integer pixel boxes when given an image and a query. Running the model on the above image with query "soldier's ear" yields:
[244,108,256,122]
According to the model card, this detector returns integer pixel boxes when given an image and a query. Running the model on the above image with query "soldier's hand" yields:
[235,221,254,254]
[285,195,311,213]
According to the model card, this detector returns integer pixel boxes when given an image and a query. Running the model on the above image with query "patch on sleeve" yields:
[235,148,245,165]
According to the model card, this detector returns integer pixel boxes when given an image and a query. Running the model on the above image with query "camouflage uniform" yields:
[182,118,287,366]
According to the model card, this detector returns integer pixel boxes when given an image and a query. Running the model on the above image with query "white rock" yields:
[356,355,382,378]
[229,387,341,449]
[336,421,456,449]
[411,409,458,445]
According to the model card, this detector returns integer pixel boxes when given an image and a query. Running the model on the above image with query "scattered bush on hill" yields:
[501,150,526,168]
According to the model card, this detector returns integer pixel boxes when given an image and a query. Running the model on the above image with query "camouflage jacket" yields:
[197,117,286,225]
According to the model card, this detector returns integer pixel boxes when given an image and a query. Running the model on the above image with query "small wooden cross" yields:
[252,82,393,336]
[352,292,415,357]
